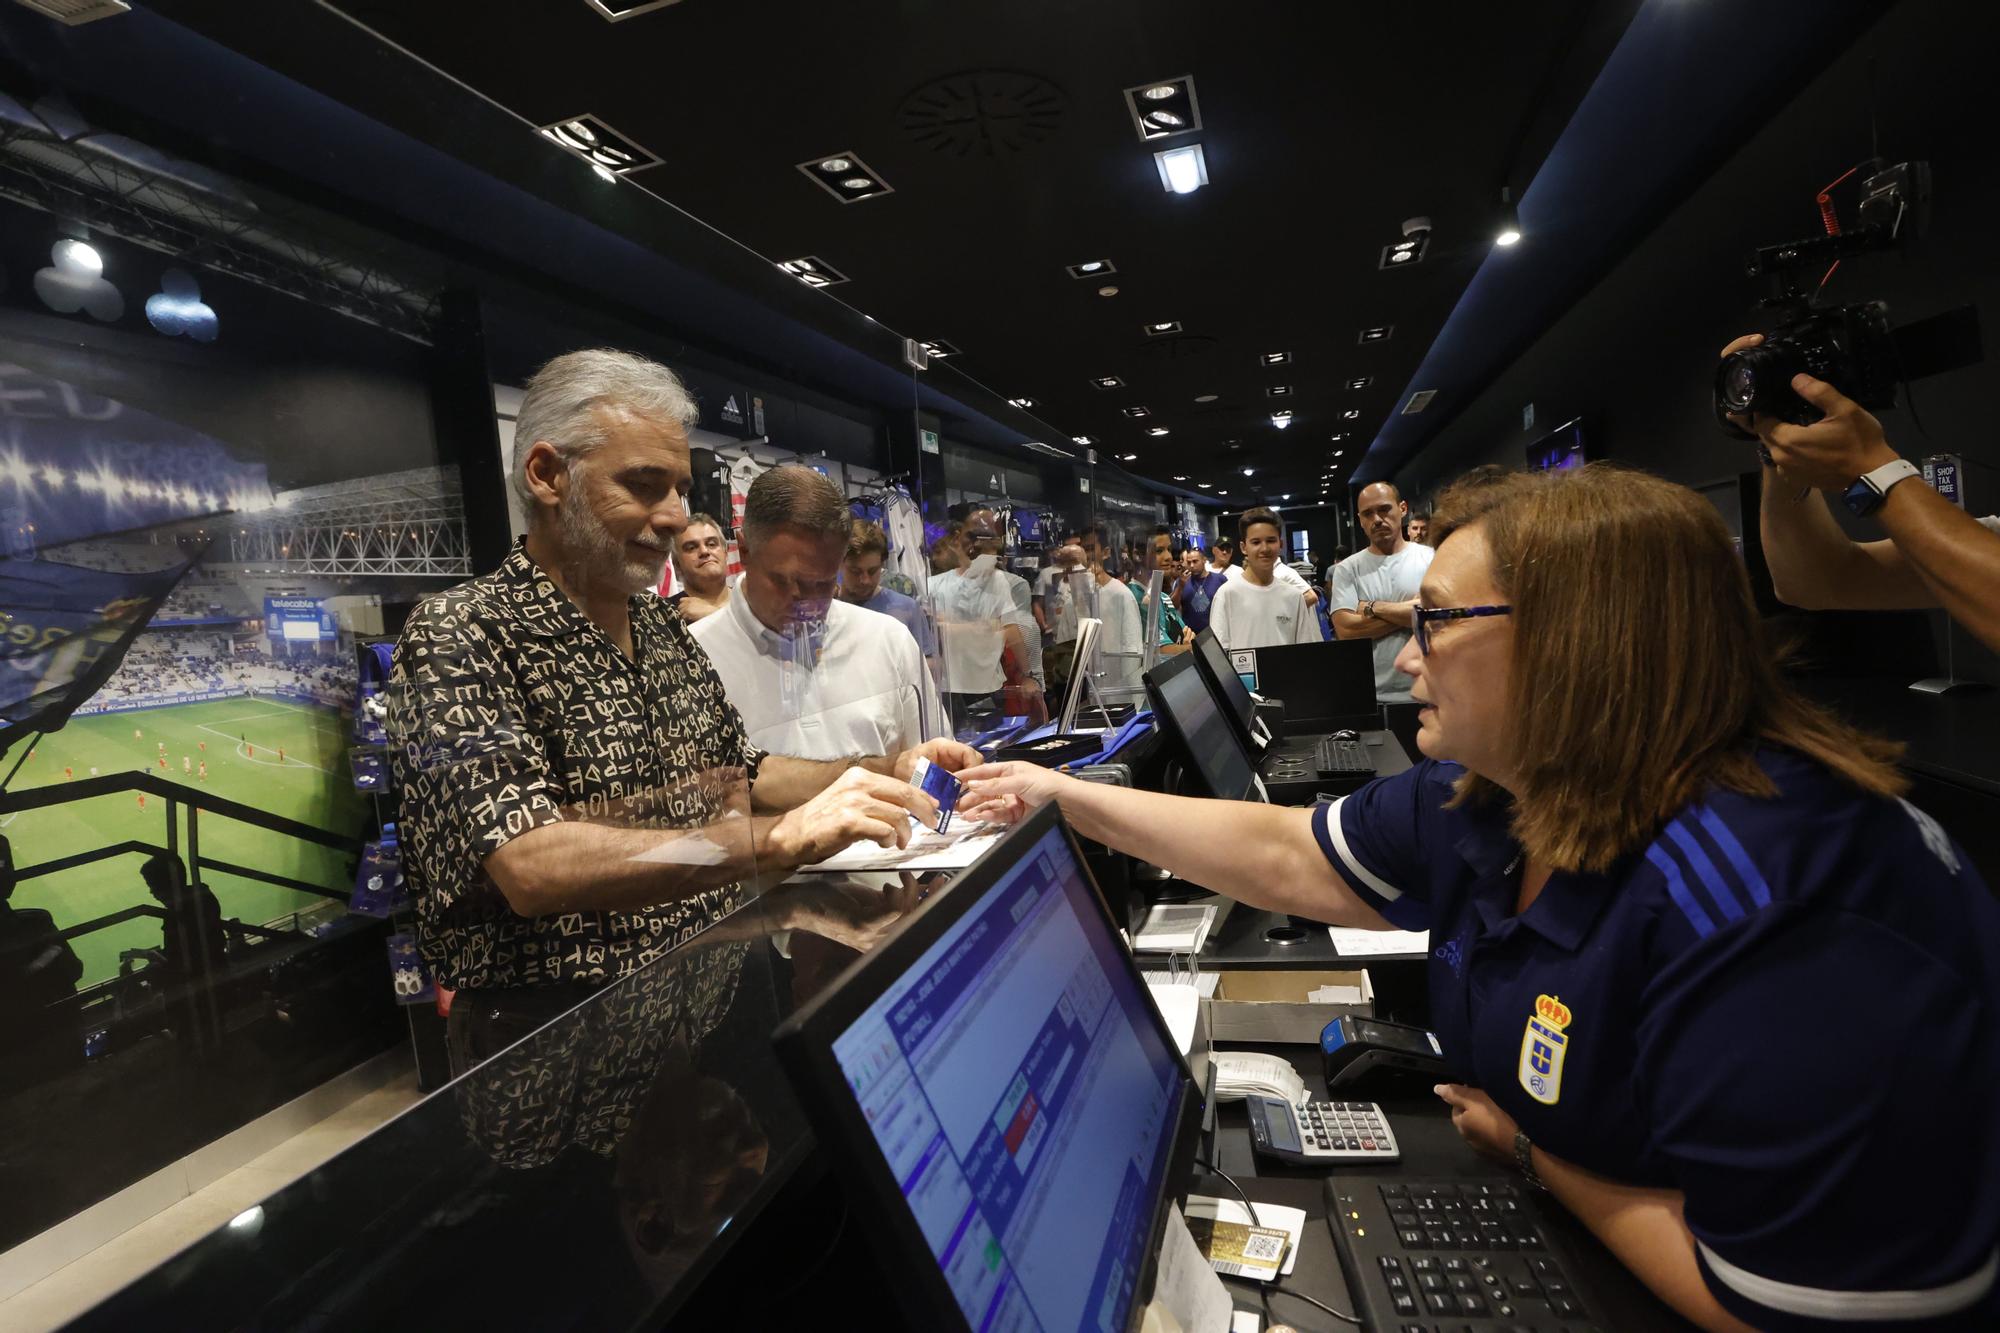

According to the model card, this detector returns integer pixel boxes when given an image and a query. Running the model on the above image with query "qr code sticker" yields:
[1242,1231,1286,1262]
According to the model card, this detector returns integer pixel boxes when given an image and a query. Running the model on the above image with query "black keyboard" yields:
[1326,1178,1604,1331]
[1316,735,1374,775]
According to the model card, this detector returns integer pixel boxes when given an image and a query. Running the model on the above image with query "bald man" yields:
[1328,481,1433,704]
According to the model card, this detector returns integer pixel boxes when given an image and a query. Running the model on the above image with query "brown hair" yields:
[740,466,848,553]
[1238,506,1282,540]
[845,518,889,562]
[1429,463,1904,872]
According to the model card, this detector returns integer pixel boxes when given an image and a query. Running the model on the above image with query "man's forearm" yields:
[752,753,876,812]
[484,814,795,917]
[1332,609,1395,640]
[1534,1152,1755,1333]
[1758,467,1868,608]
[1876,476,2000,653]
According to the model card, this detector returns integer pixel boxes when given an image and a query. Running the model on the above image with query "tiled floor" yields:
[0,1071,423,1332]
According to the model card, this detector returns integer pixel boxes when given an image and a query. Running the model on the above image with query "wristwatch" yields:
[1361,599,1376,619]
[1514,1130,1548,1192]
[1841,457,1921,517]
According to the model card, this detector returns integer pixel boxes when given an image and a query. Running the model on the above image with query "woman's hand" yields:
[954,761,1073,826]
[1434,1083,1519,1163]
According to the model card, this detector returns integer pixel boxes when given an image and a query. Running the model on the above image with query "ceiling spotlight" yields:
[1241,467,1255,477]
[1342,408,1361,420]
[1122,406,1151,418]
[1072,434,1094,445]
[797,151,893,202]
[56,239,103,275]
[1266,385,1292,398]
[1080,261,1105,273]
[1281,493,1292,500]
[1009,397,1037,409]
[1197,481,1212,489]
[1270,411,1293,429]
[1065,259,1118,279]
[1173,475,1189,481]
[1092,376,1125,390]
[593,163,617,183]
[1119,453,1138,461]
[1261,350,1291,366]
[1346,376,1373,390]
[1495,185,1523,246]
[1145,320,1183,336]
[1194,393,1219,403]
[921,338,961,358]
[1154,144,1209,195]
[777,256,849,287]
[1146,427,1170,436]
[1125,77,1202,142]
[1334,449,1346,457]
[538,113,662,176]
[1358,325,1394,343]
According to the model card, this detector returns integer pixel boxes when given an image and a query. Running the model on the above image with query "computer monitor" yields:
[1143,649,1258,801]
[1190,629,1254,740]
[773,805,1201,1333]
[1252,640,1381,734]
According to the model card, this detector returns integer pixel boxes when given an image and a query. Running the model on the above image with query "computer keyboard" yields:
[1315,735,1374,775]
[1326,1178,1604,1331]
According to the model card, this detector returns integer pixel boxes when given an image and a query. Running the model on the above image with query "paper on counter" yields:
[1185,1195,1307,1278]
[1306,982,1367,1005]
[1150,1202,1234,1333]
[1230,1314,1261,1333]
[1134,902,1216,953]
[1140,969,1222,998]
[1326,926,1430,957]
[798,821,1007,873]
[1145,981,1201,1055]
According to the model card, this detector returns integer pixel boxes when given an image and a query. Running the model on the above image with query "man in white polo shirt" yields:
[693,467,945,759]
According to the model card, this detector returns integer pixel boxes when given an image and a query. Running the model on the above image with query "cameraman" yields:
[1725,333,2000,654]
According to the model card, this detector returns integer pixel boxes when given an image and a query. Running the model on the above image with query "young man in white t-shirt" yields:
[1209,508,1321,650]
[1330,481,1434,704]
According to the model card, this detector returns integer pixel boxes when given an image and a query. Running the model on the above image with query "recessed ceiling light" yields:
[1008,397,1036,409]
[797,150,893,202]
[1118,453,1138,461]
[1154,144,1209,195]
[593,163,617,183]
[1146,427,1170,436]
[1331,431,1351,441]
[1261,350,1291,366]
[1281,493,1292,500]
[1495,188,1523,247]
[777,256,849,287]
[1359,325,1394,343]
[921,338,961,358]
[1099,286,1121,297]
[1173,475,1189,481]
[1393,239,1417,252]
[1342,408,1361,420]
[1194,393,1218,403]
[1072,434,1094,445]
[1496,226,1523,247]
[1066,259,1118,279]
[1270,411,1293,429]
[1122,405,1151,418]
[1346,376,1373,390]
[1197,481,1212,489]
[537,112,662,175]
[1144,320,1183,336]
[1092,376,1125,390]
[1334,449,1346,457]
[1125,77,1202,142]
[1242,467,1255,477]
[1266,385,1292,398]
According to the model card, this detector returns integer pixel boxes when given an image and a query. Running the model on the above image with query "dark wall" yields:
[1395,0,2000,681]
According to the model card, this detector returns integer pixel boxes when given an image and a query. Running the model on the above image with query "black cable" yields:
[1192,1155,1265,1230]
[1268,1283,1364,1326]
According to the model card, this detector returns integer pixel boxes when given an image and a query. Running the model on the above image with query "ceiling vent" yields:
[1402,389,1441,415]
[898,70,1068,157]
[537,114,661,175]
[584,0,683,19]
[11,0,129,23]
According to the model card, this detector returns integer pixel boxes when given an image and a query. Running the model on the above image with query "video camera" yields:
[1715,159,1981,438]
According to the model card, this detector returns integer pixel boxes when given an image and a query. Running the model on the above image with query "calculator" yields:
[1246,1097,1401,1164]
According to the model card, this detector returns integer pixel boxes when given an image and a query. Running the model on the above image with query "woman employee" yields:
[960,465,2000,1332]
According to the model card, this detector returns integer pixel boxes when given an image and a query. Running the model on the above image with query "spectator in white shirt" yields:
[1330,481,1435,704]
[670,512,731,623]
[1209,508,1322,651]
[928,516,1040,730]
[1217,529,1317,603]
[1078,525,1146,689]
[693,469,945,759]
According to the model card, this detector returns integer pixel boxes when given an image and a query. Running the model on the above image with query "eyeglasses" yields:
[1412,604,1512,655]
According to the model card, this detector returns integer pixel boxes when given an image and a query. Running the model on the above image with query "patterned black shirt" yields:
[387,543,765,990]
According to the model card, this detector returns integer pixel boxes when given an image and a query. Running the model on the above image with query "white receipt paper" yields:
[1149,1202,1234,1333]
[1326,926,1430,957]
[797,822,1007,873]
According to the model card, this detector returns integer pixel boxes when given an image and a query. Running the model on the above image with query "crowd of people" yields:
[82,628,354,713]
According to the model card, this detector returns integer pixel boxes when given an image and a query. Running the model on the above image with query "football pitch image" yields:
[5,697,366,986]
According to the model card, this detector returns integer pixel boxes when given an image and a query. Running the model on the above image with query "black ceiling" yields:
[303,0,1628,508]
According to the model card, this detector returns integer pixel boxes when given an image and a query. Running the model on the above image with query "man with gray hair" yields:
[388,350,976,1070]
[693,467,945,759]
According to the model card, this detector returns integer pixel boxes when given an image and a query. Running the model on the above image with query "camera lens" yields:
[1720,361,1758,411]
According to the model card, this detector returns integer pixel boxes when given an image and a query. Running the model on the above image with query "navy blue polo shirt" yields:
[1312,751,2000,1330]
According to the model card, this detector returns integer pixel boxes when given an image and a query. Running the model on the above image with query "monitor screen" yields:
[1192,629,1253,730]
[826,821,1185,1331]
[1525,417,1588,472]
[1147,650,1256,801]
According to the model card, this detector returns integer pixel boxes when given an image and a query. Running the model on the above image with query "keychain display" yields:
[350,746,386,792]
[355,641,392,745]
[349,825,408,918]
[386,932,435,1006]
